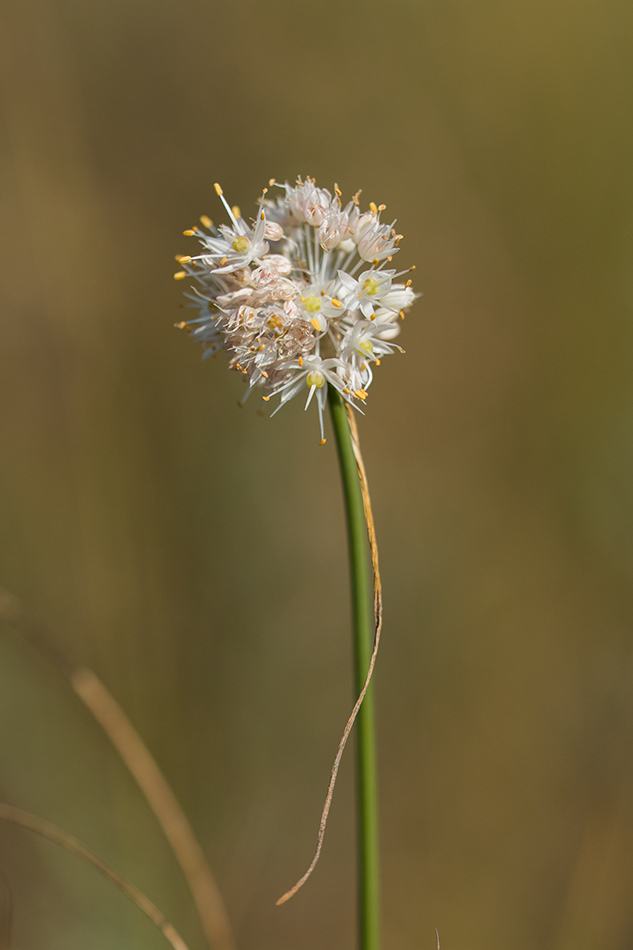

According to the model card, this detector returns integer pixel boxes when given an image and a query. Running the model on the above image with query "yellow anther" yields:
[310,317,322,332]
[260,370,269,378]
[175,255,192,263]
[261,211,265,219]
[369,201,378,215]
[331,298,342,308]
[174,271,187,280]
[200,215,213,228]
[399,310,405,320]
[373,258,380,266]
[232,235,250,253]
[220,257,228,265]
[300,296,306,302]
[409,265,416,271]
[214,183,223,195]
[183,229,196,236]
[387,255,393,261]
[405,279,413,287]
[343,387,351,394]
[334,183,342,196]
[232,205,241,219]
[269,178,276,186]
[375,358,381,365]
[262,395,271,401]
[174,321,187,329]
[378,204,386,212]
[304,296,321,313]
[362,277,381,296]
[352,190,362,205]
[298,356,304,367]
[306,370,325,389]
[319,438,327,445]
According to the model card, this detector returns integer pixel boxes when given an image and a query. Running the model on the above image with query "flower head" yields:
[175,176,418,441]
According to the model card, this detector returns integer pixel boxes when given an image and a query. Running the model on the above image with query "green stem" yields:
[328,385,380,950]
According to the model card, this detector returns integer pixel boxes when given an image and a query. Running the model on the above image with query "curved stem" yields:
[328,386,380,950]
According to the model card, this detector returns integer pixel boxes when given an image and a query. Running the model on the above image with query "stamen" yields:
[183,229,196,236]
[174,271,187,280]
[200,215,213,228]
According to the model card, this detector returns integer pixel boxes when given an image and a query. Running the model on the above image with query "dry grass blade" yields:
[0,589,236,950]
[276,404,383,905]
[0,802,191,950]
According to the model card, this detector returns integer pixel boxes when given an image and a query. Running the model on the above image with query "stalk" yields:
[328,385,380,950]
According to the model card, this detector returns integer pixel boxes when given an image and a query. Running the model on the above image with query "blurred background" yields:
[0,1,633,948]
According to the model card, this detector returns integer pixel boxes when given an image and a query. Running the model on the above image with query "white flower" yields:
[175,176,418,441]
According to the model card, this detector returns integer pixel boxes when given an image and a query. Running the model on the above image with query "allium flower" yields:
[175,177,417,442]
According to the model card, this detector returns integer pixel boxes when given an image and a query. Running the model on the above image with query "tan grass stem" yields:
[0,590,236,950]
[0,802,191,950]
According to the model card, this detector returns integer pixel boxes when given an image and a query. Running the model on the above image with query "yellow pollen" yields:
[175,255,192,263]
[262,395,271,401]
[300,296,306,302]
[343,387,351,394]
[375,358,381,365]
[405,279,413,287]
[220,257,228,265]
[304,296,321,313]
[362,277,381,296]
[214,183,223,195]
[200,215,213,228]
[400,310,406,319]
[183,229,196,236]
[174,271,187,280]
[310,317,322,332]
[331,298,342,307]
[319,438,327,445]
[298,356,304,366]
[232,235,250,253]
[306,370,325,389]
[232,205,241,218]
[260,370,269,378]
[369,201,378,214]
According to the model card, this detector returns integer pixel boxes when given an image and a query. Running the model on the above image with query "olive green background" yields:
[1,1,633,948]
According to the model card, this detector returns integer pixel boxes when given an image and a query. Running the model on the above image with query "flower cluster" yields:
[175,177,417,442]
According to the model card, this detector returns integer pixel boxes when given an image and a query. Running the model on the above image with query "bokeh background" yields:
[1,1,633,948]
